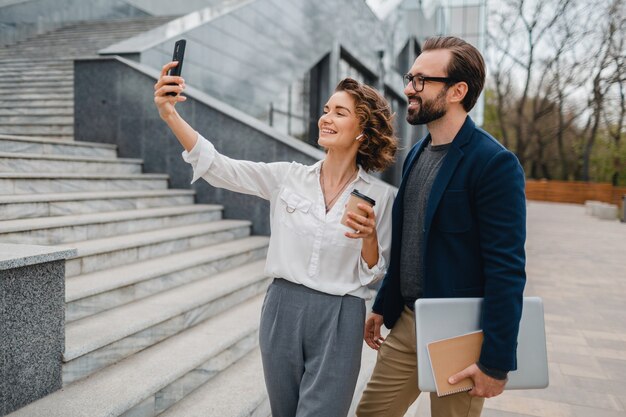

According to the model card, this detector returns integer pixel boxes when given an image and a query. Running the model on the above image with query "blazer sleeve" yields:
[475,149,527,372]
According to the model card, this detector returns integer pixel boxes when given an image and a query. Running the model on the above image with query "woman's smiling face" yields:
[317,91,362,150]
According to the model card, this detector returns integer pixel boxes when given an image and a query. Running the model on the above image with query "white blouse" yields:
[182,133,395,299]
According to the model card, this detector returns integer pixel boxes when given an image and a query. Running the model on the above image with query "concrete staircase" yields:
[0,16,177,139]
[1,132,272,417]
[1,15,272,417]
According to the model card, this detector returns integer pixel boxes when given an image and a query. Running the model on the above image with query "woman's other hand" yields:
[345,203,377,243]
[154,61,187,120]
[345,203,379,268]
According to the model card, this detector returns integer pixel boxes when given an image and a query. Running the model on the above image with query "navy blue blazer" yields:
[372,116,526,372]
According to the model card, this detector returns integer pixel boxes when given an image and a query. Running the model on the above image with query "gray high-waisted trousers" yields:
[259,278,366,417]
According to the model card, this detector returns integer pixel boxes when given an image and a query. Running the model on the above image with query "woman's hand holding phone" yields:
[154,61,186,120]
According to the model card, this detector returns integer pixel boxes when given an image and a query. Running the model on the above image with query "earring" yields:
[355,133,364,141]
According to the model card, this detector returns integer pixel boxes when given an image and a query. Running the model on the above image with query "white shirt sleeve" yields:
[181,133,291,200]
[357,187,394,286]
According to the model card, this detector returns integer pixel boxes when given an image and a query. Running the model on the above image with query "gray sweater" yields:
[400,140,450,307]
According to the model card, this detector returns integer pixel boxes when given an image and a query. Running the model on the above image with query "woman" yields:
[154,63,397,417]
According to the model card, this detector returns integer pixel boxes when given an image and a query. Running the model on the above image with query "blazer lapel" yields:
[423,116,475,238]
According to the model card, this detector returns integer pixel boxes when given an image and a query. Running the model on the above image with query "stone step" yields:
[0,189,196,220]
[66,236,269,322]
[22,28,165,37]
[0,134,117,157]
[0,76,73,84]
[0,62,71,68]
[0,172,169,195]
[0,124,73,136]
[0,204,223,245]
[6,41,131,51]
[0,80,74,88]
[0,68,71,75]
[0,58,72,65]
[65,219,252,277]
[0,50,86,58]
[3,71,73,79]
[0,99,74,108]
[38,22,171,30]
[63,262,269,384]
[159,349,269,417]
[0,61,72,68]
[0,152,141,174]
[7,295,264,417]
[0,107,73,116]
[0,88,73,97]
[0,116,73,125]
[22,29,166,39]
[0,115,74,124]
[11,92,73,100]
[0,61,71,69]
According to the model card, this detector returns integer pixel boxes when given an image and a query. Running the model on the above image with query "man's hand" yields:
[448,363,506,398]
[364,312,385,350]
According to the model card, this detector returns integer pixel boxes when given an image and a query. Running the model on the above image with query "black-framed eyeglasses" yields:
[403,73,458,92]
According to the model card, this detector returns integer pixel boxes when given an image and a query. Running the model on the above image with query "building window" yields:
[268,74,311,141]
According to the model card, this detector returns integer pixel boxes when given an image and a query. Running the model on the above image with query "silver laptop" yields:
[414,297,549,392]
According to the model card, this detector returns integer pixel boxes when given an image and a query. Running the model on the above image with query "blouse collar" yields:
[309,160,372,184]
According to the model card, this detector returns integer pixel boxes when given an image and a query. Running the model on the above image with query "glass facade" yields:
[267,75,311,141]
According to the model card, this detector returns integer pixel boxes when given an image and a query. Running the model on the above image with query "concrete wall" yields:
[74,56,324,236]
[0,244,76,416]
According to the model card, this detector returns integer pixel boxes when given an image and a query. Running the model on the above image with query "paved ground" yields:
[412,201,626,416]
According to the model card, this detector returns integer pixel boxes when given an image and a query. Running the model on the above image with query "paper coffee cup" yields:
[341,189,376,228]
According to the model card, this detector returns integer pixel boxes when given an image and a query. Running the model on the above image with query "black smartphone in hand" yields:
[166,39,186,96]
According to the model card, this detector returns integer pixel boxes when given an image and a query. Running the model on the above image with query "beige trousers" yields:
[356,307,485,417]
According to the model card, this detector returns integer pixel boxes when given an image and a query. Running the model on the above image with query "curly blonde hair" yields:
[334,78,398,172]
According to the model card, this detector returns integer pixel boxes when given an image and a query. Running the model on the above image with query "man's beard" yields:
[406,89,448,125]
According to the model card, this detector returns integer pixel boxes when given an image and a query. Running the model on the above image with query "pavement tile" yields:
[562,374,625,398]
[484,394,574,417]
[547,363,567,387]
[502,385,623,411]
[481,410,534,417]
[570,404,626,417]
[547,334,589,347]
[548,343,626,361]
[497,202,626,417]
[558,362,609,379]
[546,351,601,368]
[587,338,626,351]
[597,357,626,382]
[581,330,626,342]
[545,325,583,337]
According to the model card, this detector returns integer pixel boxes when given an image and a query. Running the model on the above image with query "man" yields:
[356,36,526,417]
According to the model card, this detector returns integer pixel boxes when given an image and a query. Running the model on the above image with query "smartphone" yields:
[166,39,186,96]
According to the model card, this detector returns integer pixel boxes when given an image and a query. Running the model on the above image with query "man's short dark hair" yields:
[421,36,486,112]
